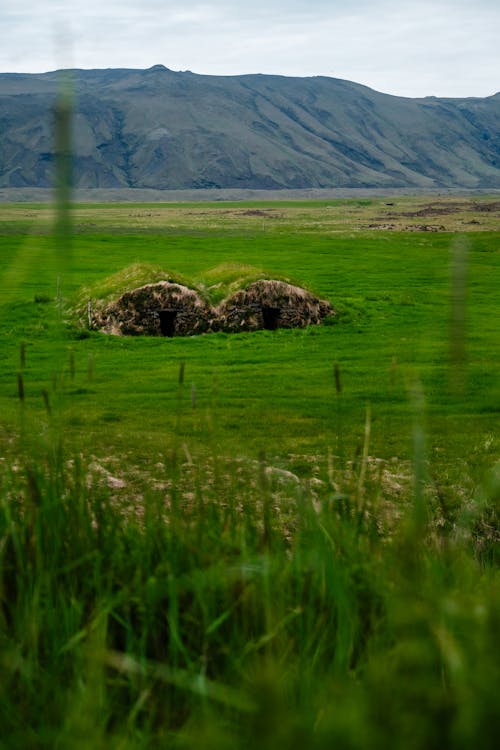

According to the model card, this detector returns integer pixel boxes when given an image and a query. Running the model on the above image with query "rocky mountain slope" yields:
[0,65,499,190]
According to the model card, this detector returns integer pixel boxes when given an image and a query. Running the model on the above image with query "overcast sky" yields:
[1,0,498,98]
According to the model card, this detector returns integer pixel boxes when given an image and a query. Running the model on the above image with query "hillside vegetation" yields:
[1,66,499,190]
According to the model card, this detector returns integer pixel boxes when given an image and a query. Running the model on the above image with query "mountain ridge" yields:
[1,66,499,190]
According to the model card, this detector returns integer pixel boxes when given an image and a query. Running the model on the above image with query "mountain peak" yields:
[147,64,169,72]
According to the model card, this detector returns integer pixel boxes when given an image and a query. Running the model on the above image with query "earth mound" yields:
[92,281,213,336]
[215,279,333,333]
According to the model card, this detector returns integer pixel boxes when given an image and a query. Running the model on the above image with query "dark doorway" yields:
[262,306,281,330]
[158,309,178,337]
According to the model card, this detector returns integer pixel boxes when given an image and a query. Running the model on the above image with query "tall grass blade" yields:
[449,236,469,394]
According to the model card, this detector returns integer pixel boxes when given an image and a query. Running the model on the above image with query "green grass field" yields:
[0,197,499,748]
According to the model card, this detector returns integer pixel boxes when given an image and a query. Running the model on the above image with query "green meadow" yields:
[0,198,498,748]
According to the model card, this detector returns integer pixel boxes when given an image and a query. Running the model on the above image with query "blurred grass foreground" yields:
[0,77,499,749]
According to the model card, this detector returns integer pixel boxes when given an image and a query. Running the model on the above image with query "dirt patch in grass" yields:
[391,202,473,218]
[365,197,500,231]
[474,200,500,212]
[237,209,279,218]
[384,198,500,220]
